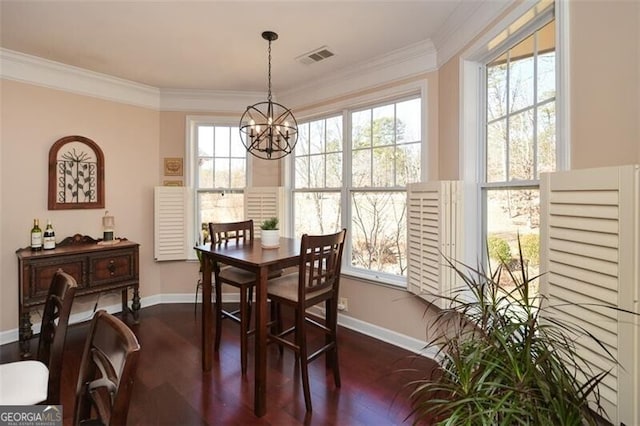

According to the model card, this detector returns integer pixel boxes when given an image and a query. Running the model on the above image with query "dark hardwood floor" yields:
[0,303,437,425]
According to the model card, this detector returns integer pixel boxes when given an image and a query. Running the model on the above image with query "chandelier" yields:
[239,31,298,160]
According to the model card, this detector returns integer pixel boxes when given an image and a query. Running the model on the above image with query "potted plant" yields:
[407,239,623,425]
[260,217,279,248]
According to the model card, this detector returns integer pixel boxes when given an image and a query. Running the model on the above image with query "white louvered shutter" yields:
[154,186,193,261]
[540,165,639,425]
[407,181,463,308]
[244,187,289,237]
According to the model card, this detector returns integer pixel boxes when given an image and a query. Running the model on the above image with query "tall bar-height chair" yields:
[74,310,140,426]
[208,220,281,375]
[0,269,77,405]
[267,229,347,412]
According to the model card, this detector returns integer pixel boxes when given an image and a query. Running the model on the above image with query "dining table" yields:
[195,237,301,417]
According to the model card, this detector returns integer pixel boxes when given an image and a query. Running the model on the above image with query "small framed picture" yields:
[163,180,183,187]
[164,157,183,176]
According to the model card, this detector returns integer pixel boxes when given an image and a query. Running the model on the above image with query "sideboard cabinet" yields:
[16,234,140,357]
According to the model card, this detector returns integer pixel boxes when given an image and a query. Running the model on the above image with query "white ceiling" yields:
[0,1,508,93]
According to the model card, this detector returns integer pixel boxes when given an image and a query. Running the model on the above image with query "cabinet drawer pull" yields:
[107,262,116,274]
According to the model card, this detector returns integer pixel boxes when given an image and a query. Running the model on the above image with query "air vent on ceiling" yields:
[296,46,335,65]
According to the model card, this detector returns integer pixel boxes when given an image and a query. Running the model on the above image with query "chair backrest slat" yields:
[209,220,254,245]
[299,229,347,299]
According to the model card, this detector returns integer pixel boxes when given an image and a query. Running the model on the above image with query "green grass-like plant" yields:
[408,239,617,425]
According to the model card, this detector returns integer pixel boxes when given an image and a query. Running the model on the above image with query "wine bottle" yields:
[30,219,43,251]
[43,219,56,250]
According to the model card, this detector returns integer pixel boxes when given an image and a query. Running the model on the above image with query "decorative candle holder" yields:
[102,211,115,242]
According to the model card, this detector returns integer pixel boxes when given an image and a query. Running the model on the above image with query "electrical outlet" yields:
[338,297,348,311]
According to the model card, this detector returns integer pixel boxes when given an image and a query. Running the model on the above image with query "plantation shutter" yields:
[244,187,289,237]
[540,165,639,425]
[154,186,193,261]
[407,181,463,308]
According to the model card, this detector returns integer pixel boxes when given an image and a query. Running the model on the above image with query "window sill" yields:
[341,268,407,291]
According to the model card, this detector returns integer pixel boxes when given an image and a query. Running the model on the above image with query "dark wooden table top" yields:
[195,237,300,269]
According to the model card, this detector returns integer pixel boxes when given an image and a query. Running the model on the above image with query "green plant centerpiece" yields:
[260,217,279,231]
[408,240,617,425]
[260,217,280,248]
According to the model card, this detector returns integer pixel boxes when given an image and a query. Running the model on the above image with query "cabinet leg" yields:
[19,312,33,358]
[132,287,141,323]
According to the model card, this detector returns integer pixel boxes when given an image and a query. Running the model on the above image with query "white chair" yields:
[0,269,77,405]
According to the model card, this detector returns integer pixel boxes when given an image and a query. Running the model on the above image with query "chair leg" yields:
[194,279,201,318]
[214,280,223,352]
[239,286,249,375]
[327,299,341,388]
[297,308,312,412]
[271,301,283,356]
[247,286,254,324]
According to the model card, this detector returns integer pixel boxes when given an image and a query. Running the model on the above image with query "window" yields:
[293,115,343,236]
[292,96,422,285]
[482,19,556,287]
[188,117,247,242]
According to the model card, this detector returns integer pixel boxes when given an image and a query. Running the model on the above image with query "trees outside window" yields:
[483,19,556,286]
[193,122,246,242]
[293,96,422,284]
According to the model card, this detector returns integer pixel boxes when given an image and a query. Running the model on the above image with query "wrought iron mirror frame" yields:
[48,135,105,210]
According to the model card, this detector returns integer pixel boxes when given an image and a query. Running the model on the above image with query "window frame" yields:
[289,84,427,288]
[459,1,568,269]
[185,115,252,254]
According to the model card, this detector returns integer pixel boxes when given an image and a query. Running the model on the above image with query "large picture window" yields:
[293,96,422,285]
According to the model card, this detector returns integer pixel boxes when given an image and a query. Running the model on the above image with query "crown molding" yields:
[159,88,265,113]
[0,48,161,109]
[432,0,517,67]
[279,39,437,109]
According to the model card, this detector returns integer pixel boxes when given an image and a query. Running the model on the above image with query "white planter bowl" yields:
[260,229,280,248]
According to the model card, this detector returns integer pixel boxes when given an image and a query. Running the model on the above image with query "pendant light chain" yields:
[267,39,272,103]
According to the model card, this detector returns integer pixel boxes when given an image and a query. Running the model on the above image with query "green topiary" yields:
[520,233,540,266]
[487,235,512,263]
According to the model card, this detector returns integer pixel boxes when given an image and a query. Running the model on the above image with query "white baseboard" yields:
[1,293,435,360]
[308,306,439,359]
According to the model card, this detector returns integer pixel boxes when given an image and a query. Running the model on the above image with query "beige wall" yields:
[0,80,161,331]
[438,59,460,180]
[569,0,640,168]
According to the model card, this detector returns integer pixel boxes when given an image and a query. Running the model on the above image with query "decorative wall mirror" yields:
[48,135,105,210]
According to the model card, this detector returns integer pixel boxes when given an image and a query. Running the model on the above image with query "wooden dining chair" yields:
[0,269,77,405]
[267,228,347,412]
[74,310,140,426]
[208,220,281,375]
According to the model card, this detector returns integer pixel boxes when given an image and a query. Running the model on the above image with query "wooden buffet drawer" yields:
[25,257,86,304]
[91,251,135,285]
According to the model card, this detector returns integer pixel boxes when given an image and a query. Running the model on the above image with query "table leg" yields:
[19,311,33,358]
[121,289,128,320]
[254,266,269,416]
[132,287,141,323]
[202,254,213,371]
